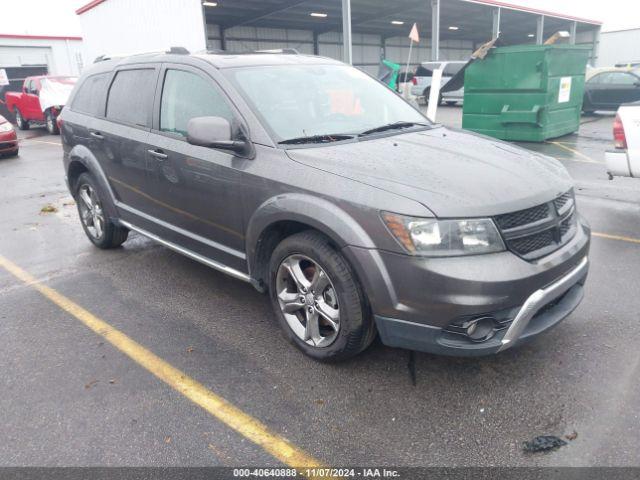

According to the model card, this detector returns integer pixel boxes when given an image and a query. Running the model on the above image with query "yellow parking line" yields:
[547,141,599,164]
[593,232,640,245]
[0,254,324,474]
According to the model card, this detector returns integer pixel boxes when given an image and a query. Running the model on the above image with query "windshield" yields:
[227,64,428,143]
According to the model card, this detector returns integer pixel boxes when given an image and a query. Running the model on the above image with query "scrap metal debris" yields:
[523,435,567,453]
[84,380,99,390]
[40,204,58,214]
[565,431,578,441]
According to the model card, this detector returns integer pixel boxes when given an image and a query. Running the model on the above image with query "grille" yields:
[495,190,577,261]
[509,230,555,256]
[554,191,574,214]
[495,203,550,230]
[560,212,576,237]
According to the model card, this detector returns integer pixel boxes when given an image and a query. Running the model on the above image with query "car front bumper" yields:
[343,215,590,356]
[0,131,18,155]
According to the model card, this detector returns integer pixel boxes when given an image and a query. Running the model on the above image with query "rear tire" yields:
[423,88,443,106]
[445,101,457,106]
[15,109,29,130]
[75,172,128,249]
[582,96,595,115]
[46,110,59,135]
[268,230,375,362]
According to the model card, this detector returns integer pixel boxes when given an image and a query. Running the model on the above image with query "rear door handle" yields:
[89,131,104,139]
[148,149,168,160]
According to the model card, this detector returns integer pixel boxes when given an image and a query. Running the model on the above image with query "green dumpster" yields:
[462,44,590,142]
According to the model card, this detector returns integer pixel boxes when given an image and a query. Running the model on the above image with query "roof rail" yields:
[167,46,190,55]
[204,48,301,56]
[94,46,190,63]
[254,48,299,55]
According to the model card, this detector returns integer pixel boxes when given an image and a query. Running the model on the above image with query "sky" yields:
[0,0,639,37]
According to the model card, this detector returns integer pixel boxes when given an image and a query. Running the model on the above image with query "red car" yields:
[5,75,76,135]
[0,114,18,157]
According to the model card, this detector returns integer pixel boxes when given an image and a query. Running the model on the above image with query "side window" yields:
[588,74,603,84]
[160,69,233,137]
[443,63,464,76]
[72,73,110,115]
[416,63,440,77]
[106,69,156,127]
[610,73,638,85]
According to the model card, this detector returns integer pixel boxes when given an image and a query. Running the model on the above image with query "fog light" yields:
[464,316,495,342]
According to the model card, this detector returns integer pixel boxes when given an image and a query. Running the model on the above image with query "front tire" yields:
[46,110,59,134]
[15,109,29,130]
[75,172,128,249]
[269,230,375,362]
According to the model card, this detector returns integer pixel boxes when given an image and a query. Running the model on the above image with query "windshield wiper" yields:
[358,121,430,137]
[278,133,354,145]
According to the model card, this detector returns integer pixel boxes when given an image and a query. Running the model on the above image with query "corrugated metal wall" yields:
[598,29,640,67]
[206,24,474,74]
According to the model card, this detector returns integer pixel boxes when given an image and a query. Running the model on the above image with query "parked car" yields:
[0,114,18,157]
[583,68,640,113]
[60,50,590,361]
[5,75,77,134]
[411,61,466,105]
[605,101,640,178]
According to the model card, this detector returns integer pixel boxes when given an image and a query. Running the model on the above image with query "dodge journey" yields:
[60,50,590,361]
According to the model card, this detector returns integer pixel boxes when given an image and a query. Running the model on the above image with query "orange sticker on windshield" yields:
[329,90,363,116]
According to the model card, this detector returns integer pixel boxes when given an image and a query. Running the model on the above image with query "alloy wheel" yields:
[275,254,340,347]
[77,184,105,240]
[15,111,23,129]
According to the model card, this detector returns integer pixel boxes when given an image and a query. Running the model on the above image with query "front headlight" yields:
[0,122,13,133]
[382,212,506,256]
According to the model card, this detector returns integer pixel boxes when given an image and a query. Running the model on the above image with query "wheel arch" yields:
[66,145,118,220]
[246,194,376,291]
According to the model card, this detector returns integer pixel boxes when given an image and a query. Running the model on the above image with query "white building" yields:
[597,28,640,67]
[0,34,84,77]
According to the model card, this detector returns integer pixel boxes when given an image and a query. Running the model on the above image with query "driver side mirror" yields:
[187,116,251,156]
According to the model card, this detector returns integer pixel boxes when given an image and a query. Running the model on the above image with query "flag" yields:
[409,23,420,43]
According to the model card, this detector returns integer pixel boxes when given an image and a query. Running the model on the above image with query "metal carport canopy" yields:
[203,0,602,62]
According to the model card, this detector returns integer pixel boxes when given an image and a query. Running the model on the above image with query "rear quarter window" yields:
[72,73,110,116]
[443,63,464,76]
[106,68,157,127]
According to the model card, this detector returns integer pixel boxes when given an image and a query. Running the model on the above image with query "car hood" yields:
[285,126,573,217]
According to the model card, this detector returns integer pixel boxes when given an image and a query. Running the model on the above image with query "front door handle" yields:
[148,149,168,160]
[89,131,104,139]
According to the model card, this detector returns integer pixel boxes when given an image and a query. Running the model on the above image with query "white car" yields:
[605,102,640,178]
[410,61,466,105]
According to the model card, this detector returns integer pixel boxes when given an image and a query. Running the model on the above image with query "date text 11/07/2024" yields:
[232,468,401,478]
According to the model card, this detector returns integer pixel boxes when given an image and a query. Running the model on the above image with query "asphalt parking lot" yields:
[1,107,639,469]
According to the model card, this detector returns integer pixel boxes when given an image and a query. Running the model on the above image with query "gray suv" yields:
[60,50,590,361]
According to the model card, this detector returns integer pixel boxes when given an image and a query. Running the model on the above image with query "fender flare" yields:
[66,144,118,220]
[245,194,399,308]
[245,193,376,274]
